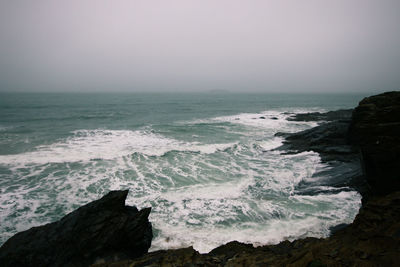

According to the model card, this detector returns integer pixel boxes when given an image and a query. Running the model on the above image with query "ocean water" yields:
[0,92,363,252]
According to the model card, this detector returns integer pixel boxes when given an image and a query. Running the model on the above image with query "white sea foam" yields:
[0,129,237,166]
[149,190,361,253]
[257,137,284,151]
[210,109,320,132]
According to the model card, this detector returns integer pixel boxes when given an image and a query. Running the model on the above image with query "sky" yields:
[0,0,399,93]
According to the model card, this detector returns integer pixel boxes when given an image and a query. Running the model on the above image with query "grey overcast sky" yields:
[0,0,399,93]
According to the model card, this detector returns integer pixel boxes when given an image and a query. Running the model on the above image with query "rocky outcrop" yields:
[276,109,368,198]
[277,119,355,161]
[287,109,353,122]
[349,91,400,195]
[276,109,354,161]
[281,92,400,197]
[0,190,152,267]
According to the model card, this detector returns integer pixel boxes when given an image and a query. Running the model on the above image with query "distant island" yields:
[208,89,231,93]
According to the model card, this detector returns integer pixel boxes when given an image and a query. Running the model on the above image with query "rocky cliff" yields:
[349,91,400,196]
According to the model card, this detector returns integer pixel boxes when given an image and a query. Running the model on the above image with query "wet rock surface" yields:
[0,190,152,267]
[276,109,355,161]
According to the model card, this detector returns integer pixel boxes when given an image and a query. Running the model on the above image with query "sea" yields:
[0,92,364,253]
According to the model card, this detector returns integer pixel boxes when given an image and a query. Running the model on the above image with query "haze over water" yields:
[1,0,399,93]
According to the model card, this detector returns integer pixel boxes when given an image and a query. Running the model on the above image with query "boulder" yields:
[0,190,152,267]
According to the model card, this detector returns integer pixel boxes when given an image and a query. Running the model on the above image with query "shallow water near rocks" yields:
[0,92,363,253]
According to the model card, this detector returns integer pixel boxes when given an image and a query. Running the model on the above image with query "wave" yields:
[149,189,361,253]
[212,110,321,131]
[0,129,237,166]
[0,125,34,134]
[178,108,324,136]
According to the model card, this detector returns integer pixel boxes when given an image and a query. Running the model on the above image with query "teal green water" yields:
[0,92,363,252]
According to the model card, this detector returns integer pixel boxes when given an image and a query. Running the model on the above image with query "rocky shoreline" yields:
[1,91,399,266]
[276,107,368,201]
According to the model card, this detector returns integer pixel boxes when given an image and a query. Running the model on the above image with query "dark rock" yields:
[359,251,369,259]
[328,249,338,258]
[329,223,349,235]
[92,247,213,267]
[308,260,327,267]
[287,109,353,122]
[277,91,400,198]
[274,132,291,138]
[259,116,266,119]
[276,120,366,195]
[279,120,355,159]
[209,241,254,263]
[276,109,356,161]
[271,117,278,120]
[349,91,400,195]
[0,190,152,267]
[276,108,369,198]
